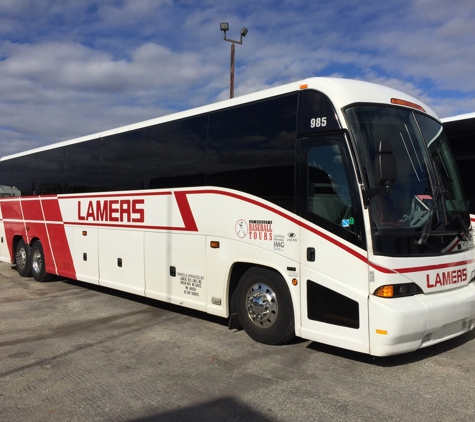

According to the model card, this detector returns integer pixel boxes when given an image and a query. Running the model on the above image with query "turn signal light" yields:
[374,283,423,298]
[375,285,394,298]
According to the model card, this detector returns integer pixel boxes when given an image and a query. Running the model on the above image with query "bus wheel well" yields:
[12,235,26,252]
[13,235,41,250]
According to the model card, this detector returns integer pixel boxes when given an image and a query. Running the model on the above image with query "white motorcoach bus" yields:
[1,77,475,356]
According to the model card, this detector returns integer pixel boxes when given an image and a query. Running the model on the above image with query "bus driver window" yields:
[307,143,354,231]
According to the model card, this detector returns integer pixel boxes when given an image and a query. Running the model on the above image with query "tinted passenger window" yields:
[146,116,207,189]
[207,94,297,211]
[101,129,148,191]
[36,148,65,194]
[65,139,101,193]
[0,156,36,196]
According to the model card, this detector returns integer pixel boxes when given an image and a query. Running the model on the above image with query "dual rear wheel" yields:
[15,240,52,282]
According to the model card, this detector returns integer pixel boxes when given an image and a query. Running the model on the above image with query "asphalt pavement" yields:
[1,261,474,422]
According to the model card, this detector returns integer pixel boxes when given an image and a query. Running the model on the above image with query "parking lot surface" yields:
[1,261,475,422]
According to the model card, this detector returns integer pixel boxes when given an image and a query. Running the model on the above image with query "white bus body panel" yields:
[98,228,145,295]
[299,222,370,354]
[144,232,207,312]
[70,226,99,285]
[0,204,9,262]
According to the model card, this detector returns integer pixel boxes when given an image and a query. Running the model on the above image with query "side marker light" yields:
[391,98,426,112]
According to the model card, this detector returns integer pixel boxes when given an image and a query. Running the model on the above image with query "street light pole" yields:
[220,23,248,99]
[230,43,235,99]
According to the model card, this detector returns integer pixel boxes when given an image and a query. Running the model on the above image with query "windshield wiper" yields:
[415,170,470,245]
[439,181,471,240]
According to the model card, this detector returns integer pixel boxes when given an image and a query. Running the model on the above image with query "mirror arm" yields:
[363,184,391,207]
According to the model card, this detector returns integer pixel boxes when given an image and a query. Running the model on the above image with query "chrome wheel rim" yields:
[15,247,27,270]
[32,249,43,274]
[245,283,278,328]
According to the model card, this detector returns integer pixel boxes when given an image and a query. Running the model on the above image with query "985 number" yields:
[310,117,327,128]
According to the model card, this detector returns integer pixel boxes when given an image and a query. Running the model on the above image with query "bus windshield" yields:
[345,105,470,256]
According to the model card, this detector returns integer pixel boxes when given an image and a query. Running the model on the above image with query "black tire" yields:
[31,241,53,282]
[15,239,32,277]
[236,267,295,345]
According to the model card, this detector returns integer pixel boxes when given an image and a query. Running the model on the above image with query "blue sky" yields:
[1,0,474,156]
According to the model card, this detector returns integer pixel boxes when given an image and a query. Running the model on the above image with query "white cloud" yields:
[0,0,475,156]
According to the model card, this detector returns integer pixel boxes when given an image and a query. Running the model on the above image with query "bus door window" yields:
[299,135,363,247]
[308,145,351,226]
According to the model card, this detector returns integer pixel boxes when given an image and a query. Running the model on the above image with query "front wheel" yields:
[31,241,53,282]
[236,267,295,345]
[15,239,31,277]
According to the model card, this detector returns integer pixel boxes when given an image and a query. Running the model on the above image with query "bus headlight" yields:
[374,283,423,298]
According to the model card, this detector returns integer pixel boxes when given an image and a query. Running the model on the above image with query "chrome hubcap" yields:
[246,283,278,328]
[32,249,43,274]
[15,248,27,269]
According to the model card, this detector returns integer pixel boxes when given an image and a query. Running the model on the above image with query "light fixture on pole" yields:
[220,22,248,99]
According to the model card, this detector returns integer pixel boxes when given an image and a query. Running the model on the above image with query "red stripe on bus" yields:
[184,189,474,275]
[20,198,44,221]
[65,221,194,231]
[174,191,198,232]
[0,199,23,220]
[41,197,64,221]
[392,259,475,274]
[65,191,172,200]
[0,197,76,278]
[2,188,473,277]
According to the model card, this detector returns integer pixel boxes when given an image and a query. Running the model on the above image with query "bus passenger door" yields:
[297,134,370,354]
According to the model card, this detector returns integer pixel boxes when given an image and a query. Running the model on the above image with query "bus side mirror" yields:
[374,140,397,187]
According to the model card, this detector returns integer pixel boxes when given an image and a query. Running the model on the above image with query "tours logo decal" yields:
[235,219,298,252]
[235,219,273,241]
[235,219,248,238]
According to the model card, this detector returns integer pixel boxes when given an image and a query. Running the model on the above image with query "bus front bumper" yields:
[368,283,475,356]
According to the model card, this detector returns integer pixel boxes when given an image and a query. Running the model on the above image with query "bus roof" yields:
[1,77,437,161]
[441,112,475,123]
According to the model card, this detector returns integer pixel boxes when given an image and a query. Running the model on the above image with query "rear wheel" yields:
[236,267,295,345]
[15,239,31,277]
[31,241,53,282]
